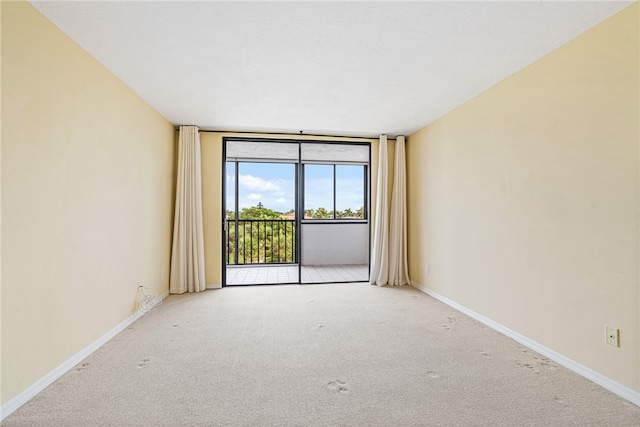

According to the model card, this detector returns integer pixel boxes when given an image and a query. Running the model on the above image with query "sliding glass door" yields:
[299,143,369,283]
[223,138,370,286]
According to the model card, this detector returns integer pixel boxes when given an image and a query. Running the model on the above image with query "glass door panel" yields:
[225,161,298,285]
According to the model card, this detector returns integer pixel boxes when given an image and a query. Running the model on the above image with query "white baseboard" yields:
[0,290,170,421]
[206,283,222,289]
[411,281,640,407]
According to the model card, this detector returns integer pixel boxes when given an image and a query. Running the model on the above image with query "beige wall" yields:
[1,2,175,404]
[201,133,388,286]
[407,3,639,392]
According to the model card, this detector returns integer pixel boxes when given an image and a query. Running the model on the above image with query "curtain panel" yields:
[388,135,410,286]
[370,135,389,286]
[370,134,410,287]
[169,125,206,294]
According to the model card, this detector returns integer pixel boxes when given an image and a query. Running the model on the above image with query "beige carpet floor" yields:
[4,283,640,426]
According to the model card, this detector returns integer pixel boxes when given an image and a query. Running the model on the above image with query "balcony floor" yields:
[226,264,368,285]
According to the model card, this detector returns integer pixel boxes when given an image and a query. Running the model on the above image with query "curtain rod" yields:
[175,128,398,141]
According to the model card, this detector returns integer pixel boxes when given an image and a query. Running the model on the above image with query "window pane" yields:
[237,162,295,217]
[227,140,298,162]
[301,143,369,163]
[304,164,334,219]
[336,165,365,219]
[226,162,236,219]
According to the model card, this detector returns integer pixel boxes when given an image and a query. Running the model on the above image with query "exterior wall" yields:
[301,223,369,265]
[1,1,175,405]
[407,4,639,392]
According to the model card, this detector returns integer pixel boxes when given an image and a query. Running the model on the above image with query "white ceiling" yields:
[31,1,632,137]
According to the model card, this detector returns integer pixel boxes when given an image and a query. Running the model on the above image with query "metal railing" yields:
[226,219,296,265]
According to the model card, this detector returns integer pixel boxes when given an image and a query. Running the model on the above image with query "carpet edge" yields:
[410,281,640,408]
[0,290,170,421]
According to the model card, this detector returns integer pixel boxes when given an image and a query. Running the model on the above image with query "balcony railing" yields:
[226,219,296,265]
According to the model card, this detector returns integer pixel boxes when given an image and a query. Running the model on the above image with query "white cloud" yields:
[248,193,262,200]
[275,197,287,204]
[239,174,280,191]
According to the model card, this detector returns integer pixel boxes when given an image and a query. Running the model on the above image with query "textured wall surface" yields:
[1,1,175,405]
[407,4,639,392]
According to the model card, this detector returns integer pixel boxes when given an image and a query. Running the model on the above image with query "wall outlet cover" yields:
[605,326,620,347]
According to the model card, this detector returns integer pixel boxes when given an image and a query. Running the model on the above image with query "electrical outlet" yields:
[160,270,164,281]
[424,264,430,275]
[606,326,619,347]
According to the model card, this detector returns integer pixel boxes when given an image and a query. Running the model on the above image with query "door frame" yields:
[222,137,371,286]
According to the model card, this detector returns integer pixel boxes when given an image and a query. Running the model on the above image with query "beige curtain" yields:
[370,135,389,286]
[388,136,410,286]
[170,125,206,294]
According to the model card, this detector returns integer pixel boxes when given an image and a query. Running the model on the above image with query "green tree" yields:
[239,205,283,219]
[313,207,332,219]
[227,205,295,265]
[335,208,355,218]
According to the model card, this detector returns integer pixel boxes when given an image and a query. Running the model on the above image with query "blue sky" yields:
[226,162,365,214]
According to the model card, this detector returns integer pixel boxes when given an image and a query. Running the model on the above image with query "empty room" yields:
[2,1,639,425]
